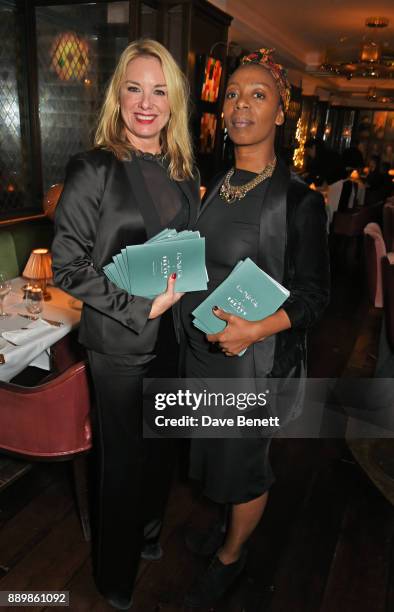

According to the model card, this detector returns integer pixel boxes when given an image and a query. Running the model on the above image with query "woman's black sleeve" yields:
[282,190,330,329]
[52,154,153,334]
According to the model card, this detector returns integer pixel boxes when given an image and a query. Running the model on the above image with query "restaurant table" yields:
[0,278,81,382]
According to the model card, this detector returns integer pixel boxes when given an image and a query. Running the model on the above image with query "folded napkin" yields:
[2,319,52,346]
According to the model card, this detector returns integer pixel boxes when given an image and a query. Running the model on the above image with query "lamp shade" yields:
[360,41,381,63]
[23,249,53,281]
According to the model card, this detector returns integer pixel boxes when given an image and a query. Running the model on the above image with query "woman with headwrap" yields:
[179,49,330,607]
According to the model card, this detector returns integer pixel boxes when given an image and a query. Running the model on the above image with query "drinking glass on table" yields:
[25,286,44,318]
[0,271,11,317]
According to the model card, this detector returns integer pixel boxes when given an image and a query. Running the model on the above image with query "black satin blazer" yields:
[52,148,199,355]
[188,159,330,379]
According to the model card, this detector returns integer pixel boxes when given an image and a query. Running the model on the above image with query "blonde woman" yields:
[52,39,199,610]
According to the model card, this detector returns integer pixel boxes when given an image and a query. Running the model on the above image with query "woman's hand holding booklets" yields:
[103,229,208,297]
[192,258,290,356]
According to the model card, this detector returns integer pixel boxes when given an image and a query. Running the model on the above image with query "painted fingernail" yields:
[171,273,177,279]
[213,305,218,311]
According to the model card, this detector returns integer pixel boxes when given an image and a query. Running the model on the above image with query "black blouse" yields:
[135,153,189,235]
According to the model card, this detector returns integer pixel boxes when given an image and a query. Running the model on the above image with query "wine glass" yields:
[0,271,11,318]
[25,286,44,318]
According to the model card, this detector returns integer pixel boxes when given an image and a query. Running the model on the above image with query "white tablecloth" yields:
[0,278,81,382]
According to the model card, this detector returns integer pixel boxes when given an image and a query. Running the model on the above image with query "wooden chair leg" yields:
[72,454,91,542]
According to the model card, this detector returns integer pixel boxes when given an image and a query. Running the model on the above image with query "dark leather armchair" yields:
[332,200,382,236]
[0,361,92,540]
[331,201,383,270]
[382,253,394,352]
[43,183,63,221]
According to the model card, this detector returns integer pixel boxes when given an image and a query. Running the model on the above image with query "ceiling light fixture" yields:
[366,88,394,104]
[320,17,394,79]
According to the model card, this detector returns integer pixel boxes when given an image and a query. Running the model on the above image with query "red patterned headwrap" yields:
[240,48,291,112]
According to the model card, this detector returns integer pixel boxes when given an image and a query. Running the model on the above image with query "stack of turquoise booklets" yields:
[192,257,290,356]
[103,228,208,298]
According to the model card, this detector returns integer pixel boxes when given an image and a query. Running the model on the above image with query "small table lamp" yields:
[23,248,53,300]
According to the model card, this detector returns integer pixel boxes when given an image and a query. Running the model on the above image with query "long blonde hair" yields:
[95,39,194,180]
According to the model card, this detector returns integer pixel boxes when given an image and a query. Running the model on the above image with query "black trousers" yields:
[87,350,174,601]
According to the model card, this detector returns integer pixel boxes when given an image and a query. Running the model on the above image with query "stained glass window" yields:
[50,32,90,82]
[36,3,129,191]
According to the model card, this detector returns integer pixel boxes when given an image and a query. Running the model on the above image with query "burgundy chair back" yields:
[0,361,91,457]
[363,223,387,308]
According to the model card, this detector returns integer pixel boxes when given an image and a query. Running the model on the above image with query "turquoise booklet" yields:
[192,257,290,344]
[103,229,208,297]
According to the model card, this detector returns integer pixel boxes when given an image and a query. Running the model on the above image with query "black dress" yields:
[180,170,275,504]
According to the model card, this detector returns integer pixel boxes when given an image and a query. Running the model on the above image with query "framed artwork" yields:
[200,113,217,153]
[384,111,394,140]
[372,111,387,139]
[201,57,222,103]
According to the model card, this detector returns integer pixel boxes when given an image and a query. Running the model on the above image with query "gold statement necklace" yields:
[219,156,277,204]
